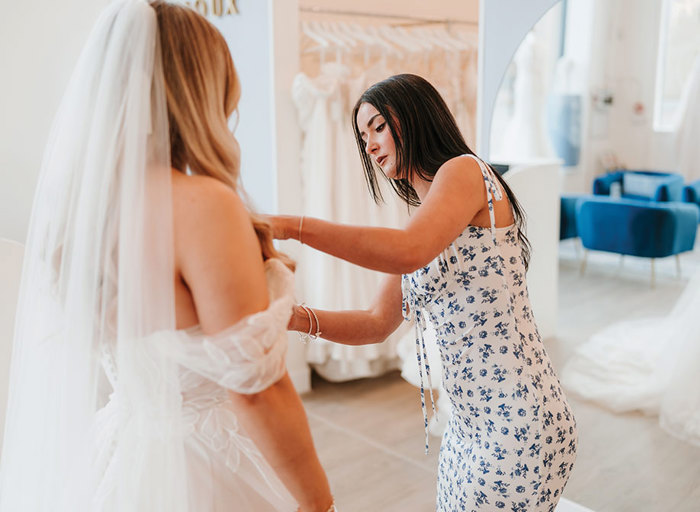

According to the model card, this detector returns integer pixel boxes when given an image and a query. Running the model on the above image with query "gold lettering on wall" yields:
[183,0,239,17]
[226,0,240,15]
[194,0,208,16]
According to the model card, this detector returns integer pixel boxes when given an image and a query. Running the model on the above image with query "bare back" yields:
[171,170,269,334]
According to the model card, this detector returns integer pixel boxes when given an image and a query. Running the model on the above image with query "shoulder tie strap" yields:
[464,154,503,242]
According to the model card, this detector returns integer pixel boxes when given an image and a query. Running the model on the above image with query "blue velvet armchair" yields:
[559,195,581,240]
[683,179,700,213]
[593,170,684,202]
[576,196,698,285]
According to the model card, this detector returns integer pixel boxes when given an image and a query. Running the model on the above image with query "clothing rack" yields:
[299,7,478,27]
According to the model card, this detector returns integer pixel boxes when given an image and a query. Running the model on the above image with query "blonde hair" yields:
[152,1,294,270]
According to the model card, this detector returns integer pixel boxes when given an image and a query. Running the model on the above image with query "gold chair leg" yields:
[650,258,656,288]
[580,250,588,276]
[676,254,682,278]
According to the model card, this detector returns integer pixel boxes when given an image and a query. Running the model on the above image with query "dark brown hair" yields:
[351,73,531,268]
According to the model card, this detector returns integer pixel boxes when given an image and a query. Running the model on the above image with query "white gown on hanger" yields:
[292,63,410,381]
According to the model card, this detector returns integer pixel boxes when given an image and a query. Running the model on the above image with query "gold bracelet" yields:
[298,215,305,244]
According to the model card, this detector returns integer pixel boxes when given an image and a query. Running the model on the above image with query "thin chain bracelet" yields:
[307,306,321,339]
[297,304,322,343]
[297,304,314,344]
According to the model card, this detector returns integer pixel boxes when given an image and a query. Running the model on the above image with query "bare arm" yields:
[271,156,494,274]
[289,274,405,345]
[174,175,332,512]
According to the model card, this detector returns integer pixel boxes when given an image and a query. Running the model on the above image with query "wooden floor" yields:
[302,242,700,512]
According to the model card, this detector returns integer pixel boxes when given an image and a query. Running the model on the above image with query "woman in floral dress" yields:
[271,74,577,512]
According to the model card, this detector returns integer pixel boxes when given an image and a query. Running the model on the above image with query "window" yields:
[654,0,700,131]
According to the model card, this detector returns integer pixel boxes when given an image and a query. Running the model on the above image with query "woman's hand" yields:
[287,304,306,331]
[262,214,299,241]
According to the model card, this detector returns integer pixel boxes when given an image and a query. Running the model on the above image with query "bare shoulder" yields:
[172,171,243,216]
[429,154,486,201]
[171,170,259,267]
[435,154,483,184]
[172,171,251,237]
[171,170,268,333]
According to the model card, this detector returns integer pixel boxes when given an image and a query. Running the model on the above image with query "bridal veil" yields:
[0,1,186,509]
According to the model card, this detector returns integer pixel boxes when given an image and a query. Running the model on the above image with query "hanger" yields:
[324,21,358,49]
[379,25,424,54]
[364,24,404,59]
[301,20,332,65]
[394,26,433,52]
[301,20,329,50]
[413,26,452,51]
[431,26,469,52]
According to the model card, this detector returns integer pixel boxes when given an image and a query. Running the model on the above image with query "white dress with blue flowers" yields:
[401,155,577,512]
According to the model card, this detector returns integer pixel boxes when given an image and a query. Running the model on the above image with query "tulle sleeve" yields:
[165,259,296,394]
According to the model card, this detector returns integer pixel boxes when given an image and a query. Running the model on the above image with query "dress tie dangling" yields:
[401,277,438,454]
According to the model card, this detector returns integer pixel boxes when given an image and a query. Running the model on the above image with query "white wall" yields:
[558,0,595,194]
[0,0,286,232]
[0,0,111,243]
[0,0,284,238]
[210,2,277,215]
[565,0,675,194]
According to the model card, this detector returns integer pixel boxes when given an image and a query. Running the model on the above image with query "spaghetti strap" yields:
[463,154,503,238]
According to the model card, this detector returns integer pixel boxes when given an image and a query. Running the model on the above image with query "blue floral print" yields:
[401,155,577,511]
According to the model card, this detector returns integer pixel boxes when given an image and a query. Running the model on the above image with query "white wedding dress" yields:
[92,259,299,511]
[562,269,700,446]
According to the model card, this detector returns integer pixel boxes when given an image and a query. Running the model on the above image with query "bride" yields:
[0,1,334,511]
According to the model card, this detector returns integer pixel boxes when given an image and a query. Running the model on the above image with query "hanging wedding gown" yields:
[292,39,478,413]
[0,2,297,510]
[292,62,410,381]
[562,268,700,446]
[492,32,555,161]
